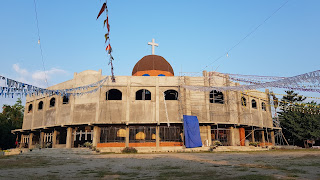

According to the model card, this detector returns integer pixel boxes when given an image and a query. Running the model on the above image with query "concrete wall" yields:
[22,70,273,130]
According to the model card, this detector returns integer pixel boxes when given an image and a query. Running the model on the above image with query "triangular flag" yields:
[106,15,110,32]
[96,3,106,20]
[106,44,111,51]
[104,33,109,43]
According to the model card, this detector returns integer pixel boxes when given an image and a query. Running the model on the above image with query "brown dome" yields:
[132,55,174,76]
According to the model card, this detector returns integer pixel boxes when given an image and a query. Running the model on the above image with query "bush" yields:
[249,142,260,147]
[212,140,222,146]
[121,147,137,153]
[83,142,93,148]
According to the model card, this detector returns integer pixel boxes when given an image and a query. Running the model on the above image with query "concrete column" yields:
[203,71,210,122]
[156,126,160,151]
[66,127,73,149]
[185,77,192,115]
[28,133,34,149]
[125,126,130,147]
[251,130,255,142]
[95,75,102,123]
[52,130,57,148]
[92,126,101,147]
[125,78,131,125]
[20,134,24,148]
[229,127,235,146]
[270,130,275,146]
[156,77,160,125]
[261,131,265,144]
[40,132,45,148]
[207,126,212,146]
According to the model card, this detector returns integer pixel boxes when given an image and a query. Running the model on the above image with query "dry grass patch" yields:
[0,156,51,169]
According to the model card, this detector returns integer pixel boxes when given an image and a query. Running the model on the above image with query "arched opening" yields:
[164,90,178,100]
[38,101,43,110]
[63,96,69,104]
[142,74,150,76]
[241,97,247,107]
[106,89,122,100]
[210,90,224,104]
[158,74,165,76]
[136,89,151,100]
[262,102,266,111]
[28,104,33,113]
[252,99,257,109]
[50,98,55,107]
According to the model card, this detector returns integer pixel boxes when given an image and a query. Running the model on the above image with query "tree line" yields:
[276,91,320,147]
[0,98,24,150]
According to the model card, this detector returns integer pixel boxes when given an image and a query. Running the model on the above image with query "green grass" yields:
[0,156,51,169]
[158,165,183,170]
[233,174,277,180]
[129,166,142,170]
[94,170,139,178]
[25,174,59,180]
[157,170,217,179]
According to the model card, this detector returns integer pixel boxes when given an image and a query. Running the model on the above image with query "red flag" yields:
[106,15,110,32]
[106,44,111,51]
[96,3,106,20]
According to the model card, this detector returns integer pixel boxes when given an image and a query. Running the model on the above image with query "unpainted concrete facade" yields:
[16,69,275,151]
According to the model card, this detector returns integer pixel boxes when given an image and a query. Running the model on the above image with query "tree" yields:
[278,91,320,147]
[0,98,24,150]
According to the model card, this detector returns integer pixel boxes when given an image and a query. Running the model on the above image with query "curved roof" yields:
[132,55,174,76]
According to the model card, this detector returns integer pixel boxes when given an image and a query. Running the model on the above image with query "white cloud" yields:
[12,64,68,88]
[13,64,28,76]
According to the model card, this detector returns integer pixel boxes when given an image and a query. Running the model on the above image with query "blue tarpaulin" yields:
[183,115,202,148]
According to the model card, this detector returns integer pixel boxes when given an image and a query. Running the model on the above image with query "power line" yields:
[201,0,290,72]
[33,0,49,88]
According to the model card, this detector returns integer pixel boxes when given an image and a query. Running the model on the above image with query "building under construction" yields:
[14,54,277,152]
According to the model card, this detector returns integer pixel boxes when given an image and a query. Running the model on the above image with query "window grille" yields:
[100,126,126,143]
[210,90,224,104]
[159,126,183,142]
[129,126,156,143]
[136,89,151,100]
[164,90,178,100]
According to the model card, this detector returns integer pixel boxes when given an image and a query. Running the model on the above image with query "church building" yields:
[15,39,275,152]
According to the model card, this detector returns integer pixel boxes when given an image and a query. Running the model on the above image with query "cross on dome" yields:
[148,38,158,55]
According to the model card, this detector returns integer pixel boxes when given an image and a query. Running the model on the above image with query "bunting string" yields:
[184,70,320,93]
[97,0,115,82]
[0,75,108,98]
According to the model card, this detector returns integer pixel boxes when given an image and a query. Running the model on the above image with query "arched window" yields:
[142,74,150,76]
[158,74,165,76]
[106,89,122,100]
[241,97,247,107]
[164,90,178,100]
[209,90,224,104]
[262,102,266,111]
[136,89,151,100]
[28,104,33,113]
[252,99,257,109]
[50,98,55,107]
[38,101,43,110]
[63,96,69,104]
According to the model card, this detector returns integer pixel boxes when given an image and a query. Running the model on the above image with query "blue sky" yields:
[1,0,320,107]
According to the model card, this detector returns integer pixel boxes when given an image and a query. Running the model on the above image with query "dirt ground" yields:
[0,148,319,180]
